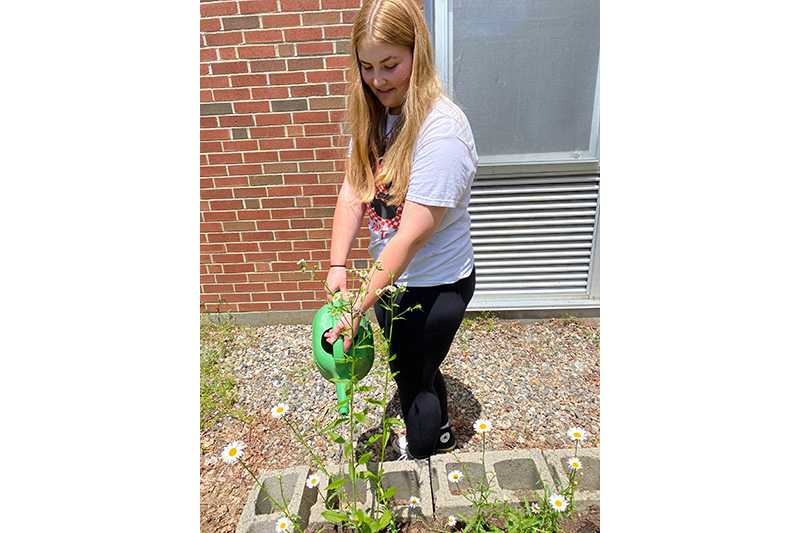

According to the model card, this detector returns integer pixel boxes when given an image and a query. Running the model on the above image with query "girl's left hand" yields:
[324,310,361,353]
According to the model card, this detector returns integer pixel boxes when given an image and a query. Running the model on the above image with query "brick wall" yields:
[200,0,424,316]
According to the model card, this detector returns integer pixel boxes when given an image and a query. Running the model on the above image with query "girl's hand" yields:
[324,309,361,353]
[325,267,348,301]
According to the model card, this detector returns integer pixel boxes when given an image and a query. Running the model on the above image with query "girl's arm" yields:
[325,178,367,298]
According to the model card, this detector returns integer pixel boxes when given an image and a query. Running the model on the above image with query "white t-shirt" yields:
[366,96,478,286]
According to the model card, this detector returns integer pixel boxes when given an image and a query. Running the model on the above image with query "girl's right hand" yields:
[325,267,347,301]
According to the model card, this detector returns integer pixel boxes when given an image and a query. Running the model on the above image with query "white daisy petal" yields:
[568,457,582,470]
[531,502,540,514]
[306,473,321,488]
[568,426,586,441]
[448,470,463,483]
[549,493,568,512]
[409,495,420,508]
[473,419,492,433]
[447,515,457,526]
[222,441,245,464]
[271,403,288,418]
[275,516,291,532]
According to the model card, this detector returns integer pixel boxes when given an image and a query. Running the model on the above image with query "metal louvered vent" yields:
[467,174,599,310]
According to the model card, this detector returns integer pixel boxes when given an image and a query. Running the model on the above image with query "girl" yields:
[324,0,478,461]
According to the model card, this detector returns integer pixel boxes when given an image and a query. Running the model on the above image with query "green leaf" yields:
[321,510,347,523]
[354,412,368,424]
[364,398,383,406]
[328,432,346,445]
[326,478,347,491]
[357,451,372,466]
[377,509,392,529]
[366,434,382,446]
[387,418,405,427]
[383,486,396,499]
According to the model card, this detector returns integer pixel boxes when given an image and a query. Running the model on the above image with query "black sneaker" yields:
[435,426,456,453]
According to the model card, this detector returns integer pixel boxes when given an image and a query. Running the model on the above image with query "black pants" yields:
[374,268,476,458]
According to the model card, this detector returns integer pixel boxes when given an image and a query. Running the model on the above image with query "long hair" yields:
[346,0,442,206]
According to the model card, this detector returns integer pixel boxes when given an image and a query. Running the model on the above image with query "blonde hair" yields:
[346,0,442,206]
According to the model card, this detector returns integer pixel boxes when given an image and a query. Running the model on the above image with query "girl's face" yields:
[357,38,413,115]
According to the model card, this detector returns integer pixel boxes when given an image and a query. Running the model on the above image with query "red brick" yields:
[296,42,333,55]
[202,283,235,293]
[201,243,227,254]
[227,164,264,176]
[243,29,283,43]
[250,292,283,302]
[233,187,267,198]
[268,71,306,85]
[207,153,243,165]
[271,209,306,220]
[200,89,213,102]
[213,88,251,101]
[261,197,298,209]
[302,11,341,25]
[210,199,244,210]
[237,302,271,311]
[211,253,245,263]
[201,141,224,153]
[200,165,228,177]
[201,76,229,89]
[315,147,347,160]
[324,25,352,39]
[290,84,327,97]
[269,301,302,311]
[200,1,238,17]
[287,56,325,71]
[251,86,290,99]
[210,61,249,75]
[201,117,218,128]
[200,18,222,32]
[251,126,286,139]
[292,111,329,123]
[254,113,292,125]
[325,55,349,69]
[200,48,217,62]
[284,26,324,42]
[232,101,270,114]
[222,140,260,151]
[328,82,348,95]
[243,151,280,163]
[302,184,337,195]
[205,31,243,46]
[238,45,277,59]
[215,273,250,283]
[219,115,255,127]
[200,129,230,141]
[203,211,238,221]
[304,123,340,135]
[280,0,320,11]
[230,74,268,87]
[279,149,314,161]
[261,13,302,27]
[214,176,251,188]
[295,136,331,149]
[222,263,257,273]
[306,69,345,83]
[208,232,242,243]
[201,187,233,200]
[237,210,274,221]
[290,218,324,229]
[239,0,279,13]
[255,138,294,150]
[218,47,238,60]
[320,0,361,8]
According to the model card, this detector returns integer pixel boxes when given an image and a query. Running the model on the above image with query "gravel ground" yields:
[200,316,600,533]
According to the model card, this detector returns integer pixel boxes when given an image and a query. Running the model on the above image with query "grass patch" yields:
[200,302,253,429]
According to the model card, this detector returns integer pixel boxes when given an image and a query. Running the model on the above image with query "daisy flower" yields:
[271,403,288,418]
[530,502,540,514]
[448,470,464,484]
[306,472,321,488]
[332,293,341,303]
[568,427,586,441]
[447,516,457,527]
[275,516,291,532]
[549,493,568,512]
[409,495,421,508]
[222,441,245,464]
[473,419,492,433]
[358,269,369,278]
[568,457,582,471]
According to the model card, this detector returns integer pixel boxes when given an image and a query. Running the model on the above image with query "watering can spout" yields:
[311,294,375,415]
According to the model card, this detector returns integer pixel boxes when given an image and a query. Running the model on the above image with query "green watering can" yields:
[311,295,374,415]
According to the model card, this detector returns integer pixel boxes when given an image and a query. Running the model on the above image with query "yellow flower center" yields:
[555,500,562,507]
[228,448,237,456]
[572,462,579,468]
[480,423,487,429]
[573,432,581,438]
